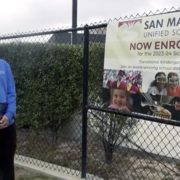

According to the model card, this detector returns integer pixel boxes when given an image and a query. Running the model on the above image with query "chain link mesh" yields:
[87,7,180,180]
[0,29,84,178]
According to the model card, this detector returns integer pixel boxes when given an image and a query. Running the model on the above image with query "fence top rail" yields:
[88,105,180,127]
[0,24,108,41]
[0,25,107,41]
[0,26,85,40]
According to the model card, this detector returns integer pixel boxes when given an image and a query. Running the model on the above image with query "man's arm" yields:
[5,63,16,125]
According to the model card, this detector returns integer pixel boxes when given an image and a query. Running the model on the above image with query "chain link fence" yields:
[0,7,180,180]
[0,28,85,178]
[85,7,180,180]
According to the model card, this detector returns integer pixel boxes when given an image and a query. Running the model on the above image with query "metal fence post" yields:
[72,0,77,44]
[81,25,89,179]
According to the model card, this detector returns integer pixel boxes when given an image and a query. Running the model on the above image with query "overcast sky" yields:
[0,0,179,35]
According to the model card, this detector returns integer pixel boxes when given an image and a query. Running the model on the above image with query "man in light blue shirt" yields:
[0,59,16,180]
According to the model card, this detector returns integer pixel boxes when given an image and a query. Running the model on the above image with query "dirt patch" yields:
[16,129,180,180]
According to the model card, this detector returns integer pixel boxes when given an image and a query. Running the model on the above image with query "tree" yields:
[88,99,137,164]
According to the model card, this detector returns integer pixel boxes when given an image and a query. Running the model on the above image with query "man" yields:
[0,59,16,180]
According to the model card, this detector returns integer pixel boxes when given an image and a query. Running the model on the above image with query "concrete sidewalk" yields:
[15,155,82,180]
[15,165,61,180]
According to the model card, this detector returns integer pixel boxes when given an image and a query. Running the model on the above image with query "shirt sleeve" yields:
[5,63,16,125]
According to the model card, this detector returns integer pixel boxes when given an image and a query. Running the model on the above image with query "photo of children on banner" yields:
[104,69,143,112]
[147,71,180,98]
[105,70,142,94]
[145,71,180,119]
[103,69,180,120]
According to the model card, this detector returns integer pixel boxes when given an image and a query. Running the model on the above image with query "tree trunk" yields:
[103,140,114,164]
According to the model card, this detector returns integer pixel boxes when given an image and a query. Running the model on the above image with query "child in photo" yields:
[108,88,130,113]
[167,72,180,96]
[147,72,167,96]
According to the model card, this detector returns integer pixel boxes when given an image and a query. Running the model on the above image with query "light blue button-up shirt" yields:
[0,59,16,125]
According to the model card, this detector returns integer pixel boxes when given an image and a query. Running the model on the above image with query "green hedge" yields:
[0,42,105,132]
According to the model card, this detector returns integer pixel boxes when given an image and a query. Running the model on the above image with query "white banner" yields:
[103,12,180,120]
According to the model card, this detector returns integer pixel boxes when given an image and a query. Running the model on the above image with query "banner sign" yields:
[103,12,180,120]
